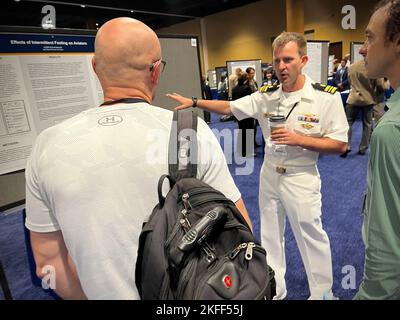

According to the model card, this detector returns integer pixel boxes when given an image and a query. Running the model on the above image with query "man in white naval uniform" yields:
[168,32,349,300]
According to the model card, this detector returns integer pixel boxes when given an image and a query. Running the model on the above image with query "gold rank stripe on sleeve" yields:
[259,85,280,93]
[312,83,337,94]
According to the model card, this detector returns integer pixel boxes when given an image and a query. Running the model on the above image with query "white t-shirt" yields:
[25,102,240,299]
[230,75,349,167]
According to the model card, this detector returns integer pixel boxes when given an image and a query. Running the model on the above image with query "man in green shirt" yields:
[354,0,400,299]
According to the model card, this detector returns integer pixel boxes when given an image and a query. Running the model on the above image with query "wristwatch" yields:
[191,97,198,108]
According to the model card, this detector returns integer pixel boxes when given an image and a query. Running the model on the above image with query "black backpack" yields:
[135,110,275,300]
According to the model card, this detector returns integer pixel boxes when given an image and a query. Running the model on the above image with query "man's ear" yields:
[151,64,160,84]
[301,55,309,68]
[394,34,400,55]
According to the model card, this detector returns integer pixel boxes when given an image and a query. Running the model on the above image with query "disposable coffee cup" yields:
[269,115,286,133]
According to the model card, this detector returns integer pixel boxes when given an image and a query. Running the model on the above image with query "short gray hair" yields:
[272,32,307,56]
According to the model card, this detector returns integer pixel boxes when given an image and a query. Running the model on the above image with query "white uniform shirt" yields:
[25,102,241,299]
[230,75,349,167]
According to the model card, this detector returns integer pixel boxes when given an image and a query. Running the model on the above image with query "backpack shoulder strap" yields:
[168,110,198,181]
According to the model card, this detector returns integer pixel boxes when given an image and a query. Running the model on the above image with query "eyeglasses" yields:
[150,58,167,73]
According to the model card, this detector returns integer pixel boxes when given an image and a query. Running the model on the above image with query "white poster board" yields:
[0,29,203,176]
[328,55,335,77]
[207,69,217,89]
[0,32,99,175]
[302,41,329,84]
[351,42,364,64]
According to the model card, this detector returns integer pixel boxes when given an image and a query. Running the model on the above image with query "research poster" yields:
[303,42,322,83]
[0,32,101,174]
[351,42,364,63]
[328,54,335,77]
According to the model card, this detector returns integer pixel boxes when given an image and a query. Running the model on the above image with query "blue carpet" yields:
[0,211,58,300]
[0,115,367,300]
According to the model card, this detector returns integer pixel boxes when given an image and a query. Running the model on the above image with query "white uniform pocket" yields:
[294,122,322,137]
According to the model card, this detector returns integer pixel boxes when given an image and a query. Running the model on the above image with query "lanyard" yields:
[285,101,299,120]
[100,98,149,107]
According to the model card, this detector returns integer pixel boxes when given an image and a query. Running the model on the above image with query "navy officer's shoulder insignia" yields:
[312,83,337,94]
[259,84,280,93]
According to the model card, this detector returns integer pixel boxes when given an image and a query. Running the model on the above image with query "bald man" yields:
[25,18,250,299]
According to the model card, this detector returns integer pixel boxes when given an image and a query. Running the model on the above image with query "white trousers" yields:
[259,161,333,299]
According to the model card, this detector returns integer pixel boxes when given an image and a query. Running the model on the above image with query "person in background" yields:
[337,54,351,71]
[333,59,350,91]
[232,72,255,157]
[373,78,391,123]
[246,67,261,148]
[246,67,259,93]
[228,67,242,100]
[25,17,251,300]
[340,60,386,157]
[217,73,228,101]
[201,75,212,123]
[167,31,348,300]
[331,58,339,77]
[354,0,400,300]
[262,70,279,86]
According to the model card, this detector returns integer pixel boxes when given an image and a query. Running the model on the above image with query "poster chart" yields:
[207,69,217,89]
[0,31,102,175]
[302,41,329,84]
[328,55,335,77]
[351,42,364,64]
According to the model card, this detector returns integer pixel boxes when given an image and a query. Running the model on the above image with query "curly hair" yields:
[374,0,400,42]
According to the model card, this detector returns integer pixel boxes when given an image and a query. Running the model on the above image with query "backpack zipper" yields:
[193,242,266,299]
[229,242,266,260]
[179,187,225,199]
[177,188,233,208]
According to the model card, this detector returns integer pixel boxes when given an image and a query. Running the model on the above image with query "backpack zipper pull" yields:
[180,209,191,232]
[182,193,192,211]
[202,242,216,263]
[229,243,248,259]
[245,242,255,260]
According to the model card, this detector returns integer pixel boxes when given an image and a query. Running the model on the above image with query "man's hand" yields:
[271,128,304,146]
[166,93,193,110]
[167,93,232,115]
[271,128,348,153]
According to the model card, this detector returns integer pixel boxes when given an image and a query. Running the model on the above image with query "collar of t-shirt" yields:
[100,98,149,107]
[386,86,400,111]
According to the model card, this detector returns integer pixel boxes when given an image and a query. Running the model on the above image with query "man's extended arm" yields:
[167,93,232,115]
[30,230,87,299]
